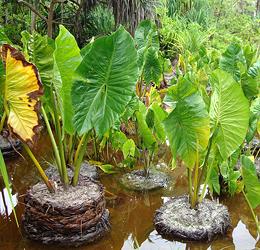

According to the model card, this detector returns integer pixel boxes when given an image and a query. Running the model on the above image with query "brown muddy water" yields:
[0,134,259,250]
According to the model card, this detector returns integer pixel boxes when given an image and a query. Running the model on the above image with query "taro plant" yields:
[71,26,138,185]
[163,68,250,208]
[134,91,167,175]
[0,24,138,197]
[49,25,137,187]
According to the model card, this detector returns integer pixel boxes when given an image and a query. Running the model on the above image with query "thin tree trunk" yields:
[256,0,260,17]
[31,0,38,33]
[47,0,56,38]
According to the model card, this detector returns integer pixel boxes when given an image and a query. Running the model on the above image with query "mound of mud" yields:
[154,195,231,241]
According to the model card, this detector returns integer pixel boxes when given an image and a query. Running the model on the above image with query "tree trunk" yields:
[110,0,156,34]
[47,0,56,38]
[31,0,38,33]
[256,0,260,17]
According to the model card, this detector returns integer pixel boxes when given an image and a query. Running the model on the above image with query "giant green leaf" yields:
[21,31,54,87]
[21,31,54,113]
[209,69,249,160]
[163,79,210,168]
[54,25,82,134]
[241,155,260,209]
[72,27,138,136]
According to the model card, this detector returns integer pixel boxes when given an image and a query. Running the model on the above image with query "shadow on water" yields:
[0,133,259,250]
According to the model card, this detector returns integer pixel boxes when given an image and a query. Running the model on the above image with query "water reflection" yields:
[0,134,260,250]
[232,220,259,250]
[0,187,18,218]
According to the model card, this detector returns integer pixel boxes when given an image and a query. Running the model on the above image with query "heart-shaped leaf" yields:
[72,27,138,136]
[210,69,249,160]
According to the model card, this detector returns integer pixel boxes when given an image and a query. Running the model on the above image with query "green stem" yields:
[191,145,200,208]
[72,133,89,186]
[93,129,99,161]
[23,144,55,193]
[51,89,69,186]
[144,150,150,177]
[187,168,193,202]
[199,155,216,203]
[0,112,7,132]
[195,132,215,200]
[242,190,260,234]
[67,134,75,165]
[41,106,62,176]
[74,134,85,166]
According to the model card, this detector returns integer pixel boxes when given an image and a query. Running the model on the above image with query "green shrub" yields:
[159,15,210,59]
[84,5,115,39]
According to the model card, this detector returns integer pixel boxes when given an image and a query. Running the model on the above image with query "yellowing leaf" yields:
[1,44,43,144]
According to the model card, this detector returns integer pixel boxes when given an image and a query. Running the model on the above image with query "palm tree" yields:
[110,0,158,33]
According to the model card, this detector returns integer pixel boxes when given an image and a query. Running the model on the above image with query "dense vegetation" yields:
[0,0,259,245]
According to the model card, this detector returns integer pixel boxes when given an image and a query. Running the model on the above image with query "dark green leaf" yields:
[163,79,210,168]
[72,27,138,136]
[241,155,260,209]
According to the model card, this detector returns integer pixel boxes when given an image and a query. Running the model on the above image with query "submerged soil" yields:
[154,195,231,241]
[0,133,260,250]
[120,169,169,191]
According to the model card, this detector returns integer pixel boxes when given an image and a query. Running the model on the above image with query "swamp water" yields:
[0,134,259,250]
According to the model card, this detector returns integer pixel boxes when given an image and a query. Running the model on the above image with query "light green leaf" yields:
[143,47,162,85]
[21,31,54,87]
[99,164,117,174]
[136,103,156,151]
[241,155,260,209]
[163,79,210,168]
[134,20,159,71]
[209,166,220,195]
[72,27,138,136]
[150,103,167,142]
[120,94,139,122]
[80,37,94,58]
[122,139,136,159]
[134,20,159,51]
[219,43,245,81]
[241,72,259,99]
[209,69,249,160]
[21,31,54,113]
[111,131,127,150]
[246,97,260,142]
[54,25,82,134]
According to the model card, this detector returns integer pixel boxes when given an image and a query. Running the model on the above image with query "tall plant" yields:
[163,69,250,207]
[20,26,137,188]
